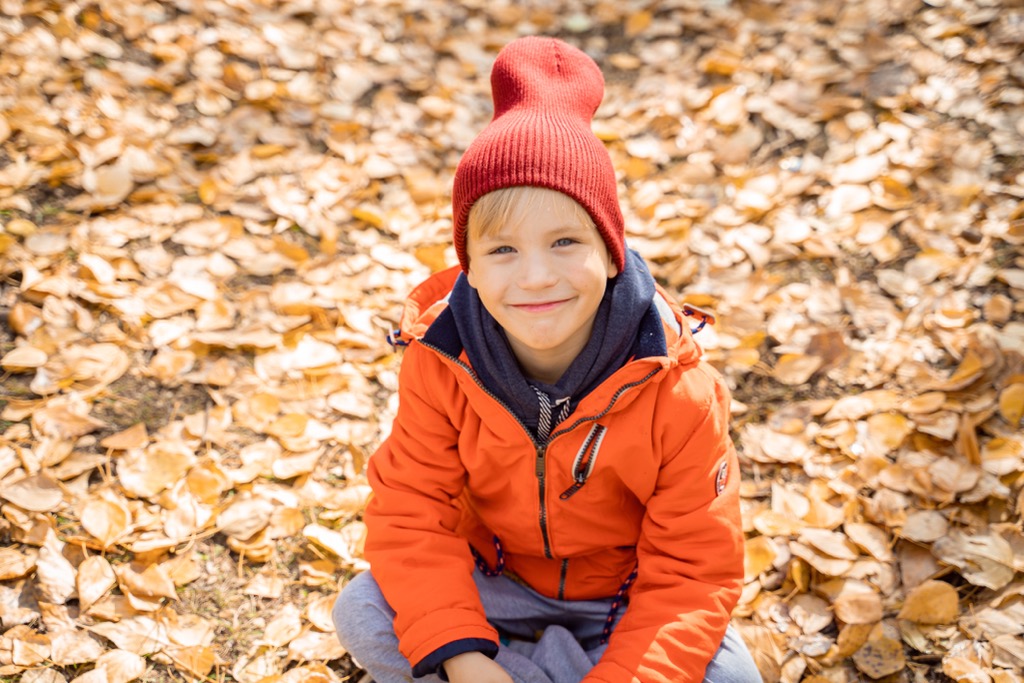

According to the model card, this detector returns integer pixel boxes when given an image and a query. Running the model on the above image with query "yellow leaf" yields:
[899,580,959,624]
[744,536,777,580]
[866,412,912,452]
[252,143,287,158]
[900,391,947,414]
[198,178,219,205]
[414,243,450,273]
[351,205,384,228]
[268,413,310,439]
[934,349,985,391]
[168,644,216,678]
[624,10,652,37]
[100,423,149,451]
[999,384,1024,425]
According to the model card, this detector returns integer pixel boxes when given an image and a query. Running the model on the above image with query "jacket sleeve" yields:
[584,366,744,683]
[363,342,500,671]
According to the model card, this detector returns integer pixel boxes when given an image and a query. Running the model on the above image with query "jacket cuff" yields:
[412,638,500,680]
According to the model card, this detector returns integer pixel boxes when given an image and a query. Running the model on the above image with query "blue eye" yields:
[490,245,515,255]
[553,238,577,247]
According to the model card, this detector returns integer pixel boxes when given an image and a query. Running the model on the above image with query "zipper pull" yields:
[559,480,585,500]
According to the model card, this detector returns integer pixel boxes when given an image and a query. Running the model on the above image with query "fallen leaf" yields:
[852,632,906,678]
[80,498,131,548]
[899,580,959,624]
[77,555,117,612]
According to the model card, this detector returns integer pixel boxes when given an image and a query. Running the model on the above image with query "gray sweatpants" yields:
[333,569,761,683]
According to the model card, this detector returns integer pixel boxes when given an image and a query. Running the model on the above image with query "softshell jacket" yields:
[364,266,744,683]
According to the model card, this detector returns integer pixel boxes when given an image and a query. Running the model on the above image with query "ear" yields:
[606,253,619,279]
[466,265,478,289]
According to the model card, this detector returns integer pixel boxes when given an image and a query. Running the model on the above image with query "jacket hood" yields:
[396,265,703,368]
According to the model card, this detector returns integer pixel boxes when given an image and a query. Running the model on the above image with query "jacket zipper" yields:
[419,341,556,558]
[419,340,661,563]
[559,423,607,499]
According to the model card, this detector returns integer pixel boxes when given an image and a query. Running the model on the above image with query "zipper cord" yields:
[471,535,505,577]
[600,562,639,645]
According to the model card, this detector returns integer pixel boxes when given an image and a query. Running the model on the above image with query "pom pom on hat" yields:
[452,36,625,273]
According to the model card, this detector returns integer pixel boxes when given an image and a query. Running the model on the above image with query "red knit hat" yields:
[452,36,625,273]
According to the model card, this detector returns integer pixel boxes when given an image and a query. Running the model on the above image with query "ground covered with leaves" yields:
[0,0,1022,682]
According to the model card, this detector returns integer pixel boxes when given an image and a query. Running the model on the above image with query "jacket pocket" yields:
[559,424,607,500]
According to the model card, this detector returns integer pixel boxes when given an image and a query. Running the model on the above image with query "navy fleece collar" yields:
[444,249,666,437]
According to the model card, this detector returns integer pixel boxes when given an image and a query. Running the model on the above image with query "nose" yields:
[516,250,558,290]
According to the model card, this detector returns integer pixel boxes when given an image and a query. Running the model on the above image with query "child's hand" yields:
[444,651,514,683]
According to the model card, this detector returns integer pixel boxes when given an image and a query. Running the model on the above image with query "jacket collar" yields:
[400,266,701,368]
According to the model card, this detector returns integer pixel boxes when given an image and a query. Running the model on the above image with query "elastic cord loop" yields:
[471,535,505,577]
[599,563,638,644]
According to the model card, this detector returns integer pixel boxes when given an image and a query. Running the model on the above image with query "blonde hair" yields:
[466,186,596,244]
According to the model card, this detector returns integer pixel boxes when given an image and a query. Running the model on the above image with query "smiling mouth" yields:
[510,299,570,312]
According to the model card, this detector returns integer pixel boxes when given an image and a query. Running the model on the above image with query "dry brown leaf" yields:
[89,616,168,655]
[852,632,906,678]
[844,523,894,562]
[49,630,106,666]
[217,495,274,540]
[99,423,149,451]
[115,563,178,601]
[80,498,131,548]
[285,628,347,663]
[36,532,77,605]
[77,555,117,612]
[933,531,1016,590]
[93,648,146,683]
[900,510,948,543]
[0,546,38,580]
[799,528,860,561]
[304,593,338,632]
[943,657,993,683]
[1,473,64,512]
[117,442,196,499]
[832,580,883,625]
[12,629,50,666]
[899,579,959,624]
[166,644,216,678]
[772,354,823,386]
[262,604,303,647]
[790,542,854,577]
[1,344,48,371]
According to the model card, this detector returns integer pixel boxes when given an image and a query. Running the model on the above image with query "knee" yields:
[704,625,763,683]
[333,571,390,650]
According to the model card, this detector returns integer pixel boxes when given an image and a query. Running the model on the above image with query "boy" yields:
[334,36,760,683]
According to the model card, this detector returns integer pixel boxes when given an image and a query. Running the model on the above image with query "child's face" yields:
[466,192,618,384]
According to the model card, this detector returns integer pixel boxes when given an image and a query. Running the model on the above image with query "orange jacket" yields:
[364,266,743,683]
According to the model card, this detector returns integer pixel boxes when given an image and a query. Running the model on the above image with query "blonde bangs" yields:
[467,187,595,243]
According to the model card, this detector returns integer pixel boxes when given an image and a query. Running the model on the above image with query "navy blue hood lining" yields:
[423,249,667,437]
